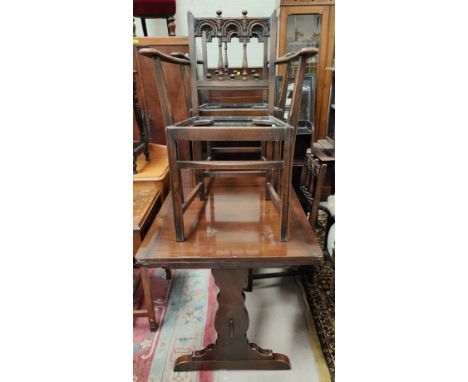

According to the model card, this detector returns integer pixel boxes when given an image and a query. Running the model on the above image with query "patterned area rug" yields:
[133,269,219,382]
[133,268,329,382]
[304,210,335,381]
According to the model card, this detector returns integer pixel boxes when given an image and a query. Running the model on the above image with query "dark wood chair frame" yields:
[138,10,318,243]
[167,116,295,242]
[133,189,172,331]
[133,70,151,174]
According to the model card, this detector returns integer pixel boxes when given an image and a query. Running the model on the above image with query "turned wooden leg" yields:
[166,16,176,36]
[174,269,290,371]
[140,267,157,332]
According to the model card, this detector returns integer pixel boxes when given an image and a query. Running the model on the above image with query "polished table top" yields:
[135,176,323,268]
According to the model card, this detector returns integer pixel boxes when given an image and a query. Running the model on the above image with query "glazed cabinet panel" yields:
[279,1,335,140]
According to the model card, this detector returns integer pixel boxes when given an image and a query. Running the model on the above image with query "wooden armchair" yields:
[138,10,318,242]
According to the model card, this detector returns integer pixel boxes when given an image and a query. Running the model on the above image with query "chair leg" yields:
[167,132,185,241]
[166,16,176,36]
[192,141,205,201]
[140,267,157,331]
[265,141,273,201]
[141,18,148,37]
[280,134,293,241]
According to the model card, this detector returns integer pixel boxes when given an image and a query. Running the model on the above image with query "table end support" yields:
[173,268,291,371]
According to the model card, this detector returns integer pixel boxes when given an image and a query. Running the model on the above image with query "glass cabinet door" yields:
[279,3,334,140]
[286,14,322,77]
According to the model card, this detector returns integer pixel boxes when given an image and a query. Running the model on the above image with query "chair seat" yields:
[133,0,176,17]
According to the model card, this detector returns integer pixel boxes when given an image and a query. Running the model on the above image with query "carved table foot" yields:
[174,269,291,371]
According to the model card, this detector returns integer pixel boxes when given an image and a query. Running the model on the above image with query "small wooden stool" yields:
[133,186,170,331]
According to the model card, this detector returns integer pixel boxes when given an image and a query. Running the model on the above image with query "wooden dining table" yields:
[135,174,323,371]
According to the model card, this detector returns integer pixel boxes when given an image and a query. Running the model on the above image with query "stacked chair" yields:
[138,9,318,243]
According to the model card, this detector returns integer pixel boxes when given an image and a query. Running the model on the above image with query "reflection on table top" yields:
[136,176,323,268]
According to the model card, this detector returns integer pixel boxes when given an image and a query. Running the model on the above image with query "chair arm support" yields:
[138,48,191,65]
[275,47,319,65]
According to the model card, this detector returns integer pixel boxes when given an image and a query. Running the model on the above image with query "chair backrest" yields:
[187,10,278,115]
[139,11,318,137]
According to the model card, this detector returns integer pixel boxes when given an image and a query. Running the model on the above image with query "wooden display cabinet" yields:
[278,0,335,141]
[133,37,190,145]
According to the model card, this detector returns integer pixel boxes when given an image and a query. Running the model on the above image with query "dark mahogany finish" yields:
[165,116,295,242]
[138,26,318,242]
[135,176,323,371]
[133,70,150,174]
[138,11,318,126]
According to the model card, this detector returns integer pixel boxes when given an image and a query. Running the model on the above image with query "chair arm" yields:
[169,51,189,60]
[139,48,191,65]
[169,51,206,65]
[275,47,319,65]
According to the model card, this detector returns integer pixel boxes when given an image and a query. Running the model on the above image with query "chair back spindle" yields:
[188,9,276,114]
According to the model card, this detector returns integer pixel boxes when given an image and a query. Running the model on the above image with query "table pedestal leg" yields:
[174,269,291,371]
